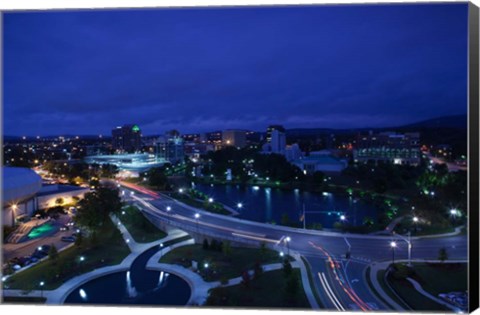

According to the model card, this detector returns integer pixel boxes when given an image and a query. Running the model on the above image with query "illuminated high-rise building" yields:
[112,124,142,153]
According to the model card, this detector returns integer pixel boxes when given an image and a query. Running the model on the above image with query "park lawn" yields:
[206,269,310,309]
[170,192,231,215]
[384,263,466,312]
[410,263,467,296]
[5,219,130,291]
[120,206,167,243]
[387,275,449,311]
[2,296,46,304]
[159,244,288,281]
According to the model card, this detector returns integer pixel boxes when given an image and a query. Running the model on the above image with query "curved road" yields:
[119,182,468,311]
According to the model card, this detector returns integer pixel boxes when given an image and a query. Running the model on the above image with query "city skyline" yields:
[4,4,468,136]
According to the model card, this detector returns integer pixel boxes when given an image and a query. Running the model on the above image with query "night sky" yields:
[4,4,468,136]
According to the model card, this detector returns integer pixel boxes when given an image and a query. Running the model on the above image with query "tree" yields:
[74,233,83,247]
[147,167,169,190]
[48,244,58,262]
[75,187,122,233]
[312,171,325,187]
[283,258,292,277]
[281,213,291,226]
[241,270,251,287]
[202,239,210,250]
[222,240,232,258]
[438,247,448,263]
[259,242,267,260]
[253,261,263,279]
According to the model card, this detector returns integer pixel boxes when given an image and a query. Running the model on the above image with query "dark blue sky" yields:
[4,4,468,136]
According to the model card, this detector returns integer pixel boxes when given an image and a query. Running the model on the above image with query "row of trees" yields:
[43,161,118,185]
[74,186,123,235]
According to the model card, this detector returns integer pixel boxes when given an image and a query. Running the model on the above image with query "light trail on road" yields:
[309,241,372,311]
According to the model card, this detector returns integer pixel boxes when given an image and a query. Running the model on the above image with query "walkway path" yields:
[3,211,320,309]
[2,215,189,303]
[406,278,463,312]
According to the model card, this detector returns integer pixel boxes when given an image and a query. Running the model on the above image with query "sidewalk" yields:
[2,215,189,304]
[145,242,319,309]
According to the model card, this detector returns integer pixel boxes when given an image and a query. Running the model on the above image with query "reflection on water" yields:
[64,246,190,306]
[195,183,377,228]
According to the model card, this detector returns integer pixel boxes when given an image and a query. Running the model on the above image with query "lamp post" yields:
[194,213,200,233]
[39,281,45,298]
[285,236,291,256]
[413,216,419,234]
[390,241,397,265]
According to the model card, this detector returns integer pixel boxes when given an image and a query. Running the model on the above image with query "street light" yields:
[390,241,397,265]
[39,281,45,298]
[178,188,184,193]
[166,206,171,212]
[208,198,214,203]
[279,251,285,257]
[195,213,200,232]
[237,203,243,209]
[285,236,291,256]
[80,256,85,262]
[340,215,346,222]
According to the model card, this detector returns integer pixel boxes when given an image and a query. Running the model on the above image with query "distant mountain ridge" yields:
[3,114,467,139]
[286,114,467,136]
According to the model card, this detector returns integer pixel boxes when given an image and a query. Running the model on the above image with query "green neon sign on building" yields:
[132,125,140,132]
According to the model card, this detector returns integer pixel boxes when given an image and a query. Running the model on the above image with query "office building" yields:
[353,132,421,165]
[266,125,286,143]
[112,124,142,153]
[222,130,247,148]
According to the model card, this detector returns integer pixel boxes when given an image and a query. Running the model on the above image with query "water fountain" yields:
[126,271,138,298]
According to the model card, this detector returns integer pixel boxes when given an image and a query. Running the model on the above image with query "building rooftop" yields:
[294,155,345,165]
[36,184,89,197]
[3,167,43,205]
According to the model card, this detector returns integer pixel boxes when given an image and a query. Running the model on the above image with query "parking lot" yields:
[2,214,80,272]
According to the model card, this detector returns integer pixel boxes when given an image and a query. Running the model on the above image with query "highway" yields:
[118,182,468,311]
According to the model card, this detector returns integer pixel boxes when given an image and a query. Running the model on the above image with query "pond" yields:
[64,245,191,306]
[194,183,378,228]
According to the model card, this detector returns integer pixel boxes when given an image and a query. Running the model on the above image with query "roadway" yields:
[118,182,468,311]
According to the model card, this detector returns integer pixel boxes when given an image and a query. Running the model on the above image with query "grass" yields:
[205,269,310,309]
[2,296,47,304]
[384,263,467,311]
[159,243,289,281]
[120,206,167,243]
[402,263,467,297]
[170,192,231,215]
[387,275,448,311]
[4,219,130,290]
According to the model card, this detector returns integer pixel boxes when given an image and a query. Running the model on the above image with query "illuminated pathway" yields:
[120,182,468,311]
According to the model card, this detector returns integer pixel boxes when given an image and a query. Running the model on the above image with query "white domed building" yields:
[2,167,42,226]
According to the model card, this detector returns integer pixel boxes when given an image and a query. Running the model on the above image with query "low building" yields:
[222,129,247,148]
[292,155,348,174]
[84,153,166,176]
[2,167,42,226]
[353,131,421,165]
[36,184,90,209]
[2,167,91,227]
